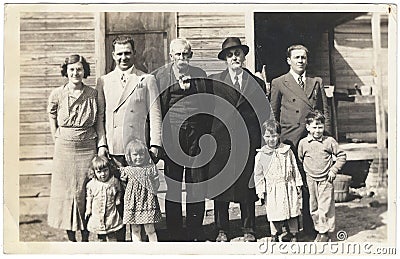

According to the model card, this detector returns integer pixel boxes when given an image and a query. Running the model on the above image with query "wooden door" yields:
[105,12,176,74]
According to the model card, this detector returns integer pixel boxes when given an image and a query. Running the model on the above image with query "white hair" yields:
[170,38,192,54]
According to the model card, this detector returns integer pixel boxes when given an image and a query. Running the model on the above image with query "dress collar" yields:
[256,143,291,154]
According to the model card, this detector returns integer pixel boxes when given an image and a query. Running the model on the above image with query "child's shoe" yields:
[270,234,279,242]
[314,233,321,242]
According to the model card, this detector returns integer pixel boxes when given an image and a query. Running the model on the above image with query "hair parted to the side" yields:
[305,110,326,125]
[112,35,135,51]
[261,120,281,135]
[88,155,110,179]
[125,139,150,166]
[287,44,309,58]
[61,54,90,78]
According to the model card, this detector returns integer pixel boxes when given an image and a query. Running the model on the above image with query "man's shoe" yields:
[243,233,256,242]
[216,230,228,242]
[281,232,294,242]
[318,233,331,242]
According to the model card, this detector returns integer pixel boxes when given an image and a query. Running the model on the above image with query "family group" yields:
[46,35,346,242]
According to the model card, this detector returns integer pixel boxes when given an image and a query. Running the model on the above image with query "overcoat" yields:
[96,66,162,155]
[207,68,270,202]
[153,63,212,134]
[270,72,331,150]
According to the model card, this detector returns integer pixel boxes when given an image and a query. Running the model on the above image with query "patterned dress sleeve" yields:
[47,88,59,119]
[85,180,94,215]
[119,167,128,182]
[253,152,266,196]
[114,177,122,206]
[150,165,160,192]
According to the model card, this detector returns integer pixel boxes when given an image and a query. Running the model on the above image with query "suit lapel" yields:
[220,69,240,103]
[283,73,312,108]
[114,68,141,111]
[305,77,316,99]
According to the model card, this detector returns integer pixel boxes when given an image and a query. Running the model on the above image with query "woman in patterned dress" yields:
[120,139,161,242]
[47,54,97,242]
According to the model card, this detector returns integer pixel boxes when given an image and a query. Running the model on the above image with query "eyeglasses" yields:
[226,49,242,58]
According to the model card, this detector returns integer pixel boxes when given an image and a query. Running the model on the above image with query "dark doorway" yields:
[254,12,363,82]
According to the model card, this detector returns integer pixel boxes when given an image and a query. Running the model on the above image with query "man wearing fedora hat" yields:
[207,37,270,242]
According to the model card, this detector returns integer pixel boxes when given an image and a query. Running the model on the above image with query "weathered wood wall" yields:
[20,12,97,176]
[19,12,97,214]
[334,13,388,141]
[177,12,246,75]
[333,13,388,104]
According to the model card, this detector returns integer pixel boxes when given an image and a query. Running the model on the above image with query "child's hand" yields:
[327,171,336,183]
[115,198,121,206]
[296,186,302,195]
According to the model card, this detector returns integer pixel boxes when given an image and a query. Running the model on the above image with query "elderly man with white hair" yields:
[154,38,211,241]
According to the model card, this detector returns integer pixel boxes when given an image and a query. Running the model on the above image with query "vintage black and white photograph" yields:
[3,2,396,255]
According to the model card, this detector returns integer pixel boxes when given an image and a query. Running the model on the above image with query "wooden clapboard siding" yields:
[177,12,246,75]
[333,13,388,142]
[333,13,388,95]
[20,12,96,166]
[308,32,330,84]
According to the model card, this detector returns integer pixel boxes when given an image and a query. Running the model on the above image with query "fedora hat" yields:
[217,37,249,60]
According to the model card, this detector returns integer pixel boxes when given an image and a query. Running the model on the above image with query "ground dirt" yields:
[19,187,388,243]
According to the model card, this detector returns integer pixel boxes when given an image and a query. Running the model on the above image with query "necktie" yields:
[234,75,240,90]
[121,73,127,87]
[298,75,305,89]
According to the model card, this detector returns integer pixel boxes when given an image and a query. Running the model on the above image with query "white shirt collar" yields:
[116,65,134,78]
[228,68,243,87]
[290,68,306,83]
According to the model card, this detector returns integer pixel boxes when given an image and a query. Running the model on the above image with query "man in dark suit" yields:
[154,38,210,241]
[270,44,331,237]
[207,37,270,242]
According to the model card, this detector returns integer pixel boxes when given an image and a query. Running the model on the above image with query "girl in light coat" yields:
[254,120,303,242]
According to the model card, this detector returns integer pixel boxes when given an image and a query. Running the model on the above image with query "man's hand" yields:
[327,171,336,183]
[85,211,91,220]
[98,146,109,159]
[257,193,266,205]
[149,146,162,164]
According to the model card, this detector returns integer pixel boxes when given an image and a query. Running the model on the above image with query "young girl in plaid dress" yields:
[119,139,162,242]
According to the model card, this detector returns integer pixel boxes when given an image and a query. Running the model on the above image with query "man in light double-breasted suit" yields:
[96,35,162,241]
[270,44,331,239]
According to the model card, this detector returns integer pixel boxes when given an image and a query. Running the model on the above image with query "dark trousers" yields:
[214,200,255,235]
[163,123,207,240]
[110,155,128,242]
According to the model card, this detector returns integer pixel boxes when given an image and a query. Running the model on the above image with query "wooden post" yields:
[371,12,387,187]
[95,12,106,78]
[245,11,255,73]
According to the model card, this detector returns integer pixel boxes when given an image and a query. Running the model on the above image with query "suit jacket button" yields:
[293,99,296,102]
[296,110,299,113]
[131,110,134,112]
